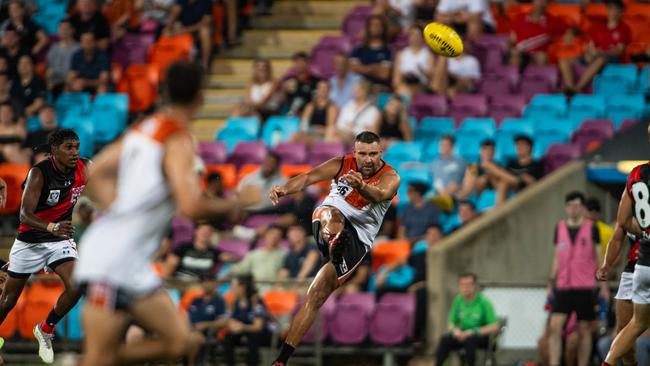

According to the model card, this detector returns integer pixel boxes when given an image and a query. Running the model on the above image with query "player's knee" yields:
[162,329,192,359]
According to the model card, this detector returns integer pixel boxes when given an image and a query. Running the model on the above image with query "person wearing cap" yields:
[187,275,227,363]
[585,197,614,258]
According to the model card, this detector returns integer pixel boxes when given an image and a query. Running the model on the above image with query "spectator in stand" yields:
[375,94,412,148]
[277,224,320,282]
[296,79,338,144]
[329,80,380,144]
[349,15,393,91]
[377,203,398,240]
[46,19,80,97]
[431,134,467,197]
[237,152,286,211]
[67,31,110,94]
[432,52,481,97]
[435,0,495,41]
[138,0,175,36]
[0,72,21,116]
[166,0,213,70]
[559,0,630,95]
[414,0,437,24]
[398,182,440,243]
[0,102,27,163]
[69,0,111,50]
[223,274,273,366]
[481,135,544,205]
[370,0,402,41]
[235,58,279,121]
[435,273,500,366]
[162,223,236,280]
[509,0,567,67]
[10,55,45,117]
[584,197,614,258]
[256,188,317,236]
[23,104,57,162]
[280,52,319,116]
[0,1,48,57]
[329,52,361,110]
[388,0,416,28]
[187,275,227,364]
[232,225,287,293]
[457,140,497,200]
[0,24,30,81]
[392,25,435,99]
[447,200,480,232]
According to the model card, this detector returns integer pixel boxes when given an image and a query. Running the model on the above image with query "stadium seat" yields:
[309,142,346,166]
[593,74,633,95]
[117,64,158,113]
[533,130,570,159]
[601,64,639,86]
[606,94,646,128]
[0,163,30,214]
[449,95,489,125]
[273,142,308,165]
[572,128,611,152]
[26,115,41,132]
[569,94,606,118]
[224,117,261,138]
[92,93,129,144]
[499,118,535,136]
[198,142,227,164]
[454,131,490,163]
[32,3,66,34]
[619,119,639,131]
[524,94,567,118]
[236,163,260,184]
[112,33,155,69]
[0,290,25,338]
[244,214,279,229]
[408,94,448,121]
[280,164,311,178]
[522,65,559,89]
[584,3,608,22]
[342,6,372,40]
[55,92,92,122]
[399,165,432,186]
[478,75,512,98]
[171,216,194,247]
[216,239,251,260]
[263,290,299,317]
[180,288,204,313]
[459,118,496,138]
[329,293,375,345]
[203,164,237,190]
[370,293,416,345]
[216,128,257,153]
[489,95,527,124]
[422,139,441,162]
[476,189,497,212]
[20,282,64,339]
[383,142,423,166]
[376,92,392,110]
[518,78,552,101]
[544,143,581,173]
[494,131,518,164]
[580,119,615,135]
[148,34,193,78]
[310,37,353,78]
[636,66,649,93]
[415,117,455,142]
[547,3,582,25]
[296,294,337,343]
[261,116,300,147]
[371,240,411,272]
[534,118,575,136]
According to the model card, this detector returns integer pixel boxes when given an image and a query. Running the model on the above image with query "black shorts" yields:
[312,208,369,284]
[79,282,161,311]
[552,289,597,321]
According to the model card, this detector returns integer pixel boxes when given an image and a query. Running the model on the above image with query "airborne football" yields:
[423,22,464,57]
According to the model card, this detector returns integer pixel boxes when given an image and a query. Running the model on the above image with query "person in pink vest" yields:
[547,191,606,366]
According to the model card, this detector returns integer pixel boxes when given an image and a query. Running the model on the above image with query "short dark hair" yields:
[206,172,222,185]
[458,200,476,211]
[48,128,79,147]
[355,131,381,144]
[481,139,495,147]
[267,224,285,236]
[606,0,624,10]
[408,182,429,196]
[514,135,533,146]
[459,272,477,282]
[586,197,601,212]
[79,30,95,39]
[292,51,309,61]
[267,151,282,164]
[565,191,586,204]
[164,61,204,106]
[441,134,455,144]
[427,223,442,233]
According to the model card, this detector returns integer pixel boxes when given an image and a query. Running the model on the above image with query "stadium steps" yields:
[196,0,351,141]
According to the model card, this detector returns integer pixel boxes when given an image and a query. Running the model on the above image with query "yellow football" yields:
[422,22,464,58]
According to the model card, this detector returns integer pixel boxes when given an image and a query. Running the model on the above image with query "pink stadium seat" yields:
[198,142,227,164]
[227,142,267,168]
[329,292,375,345]
[543,143,581,173]
[450,95,489,126]
[172,216,194,247]
[295,294,337,343]
[489,94,527,125]
[408,94,448,121]
[273,142,307,165]
[309,142,346,167]
[217,239,251,260]
[369,293,416,345]
[244,214,280,229]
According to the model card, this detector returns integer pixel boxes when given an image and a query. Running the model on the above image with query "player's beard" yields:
[360,163,375,178]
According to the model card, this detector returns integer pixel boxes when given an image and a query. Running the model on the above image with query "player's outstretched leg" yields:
[605,303,650,365]
[80,299,130,366]
[34,261,81,364]
[615,299,637,366]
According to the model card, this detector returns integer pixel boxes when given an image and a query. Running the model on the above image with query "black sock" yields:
[275,342,295,364]
[45,309,62,328]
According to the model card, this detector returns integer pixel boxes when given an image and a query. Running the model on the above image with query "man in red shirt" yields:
[509,0,567,67]
[559,0,630,94]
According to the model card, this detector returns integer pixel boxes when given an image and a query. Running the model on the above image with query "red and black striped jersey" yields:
[626,162,650,266]
[17,157,89,243]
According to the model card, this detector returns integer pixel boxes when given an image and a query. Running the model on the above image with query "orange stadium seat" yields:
[547,4,582,26]
[19,281,64,339]
[237,164,260,185]
[263,290,298,316]
[204,164,237,190]
[0,163,30,214]
[148,34,193,79]
[625,3,650,19]
[117,64,158,113]
[505,3,532,23]
[280,165,311,179]
[180,288,204,313]
[0,291,26,338]
[623,15,650,44]
[584,4,608,22]
[370,240,411,273]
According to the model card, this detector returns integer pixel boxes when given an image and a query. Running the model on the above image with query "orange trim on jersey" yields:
[132,113,188,144]
[336,155,396,210]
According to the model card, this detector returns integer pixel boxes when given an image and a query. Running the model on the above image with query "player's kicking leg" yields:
[33,260,81,364]
[615,299,637,365]
[272,206,367,365]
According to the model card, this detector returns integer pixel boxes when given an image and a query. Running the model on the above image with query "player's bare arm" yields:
[343,169,400,203]
[597,223,626,281]
[20,167,73,238]
[617,191,643,238]
[164,132,261,219]
[269,157,343,205]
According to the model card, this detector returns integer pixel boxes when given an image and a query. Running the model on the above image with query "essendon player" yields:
[0,129,88,364]
[268,131,400,366]
[597,224,640,366]
[603,157,650,366]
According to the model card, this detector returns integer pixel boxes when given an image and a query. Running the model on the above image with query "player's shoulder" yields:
[132,113,189,144]
[628,162,650,182]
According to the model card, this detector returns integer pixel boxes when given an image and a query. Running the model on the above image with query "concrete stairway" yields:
[192,0,366,141]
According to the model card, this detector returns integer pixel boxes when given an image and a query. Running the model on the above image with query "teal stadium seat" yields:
[498,118,534,136]
[383,142,423,167]
[534,117,575,136]
[55,92,91,122]
[56,298,84,341]
[459,118,496,138]
[216,127,257,153]
[92,93,129,144]
[261,116,300,147]
[415,117,455,142]
[476,189,497,212]
[225,116,261,138]
[569,94,606,122]
[606,94,646,128]
[454,130,489,163]
[524,94,567,118]
[533,130,569,159]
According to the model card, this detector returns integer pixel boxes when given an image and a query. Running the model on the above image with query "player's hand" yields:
[269,185,287,206]
[238,185,263,208]
[52,221,74,238]
[343,170,364,190]
[596,264,609,281]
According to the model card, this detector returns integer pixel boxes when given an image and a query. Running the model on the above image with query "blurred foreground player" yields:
[0,129,88,364]
[269,131,400,365]
[74,62,261,366]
